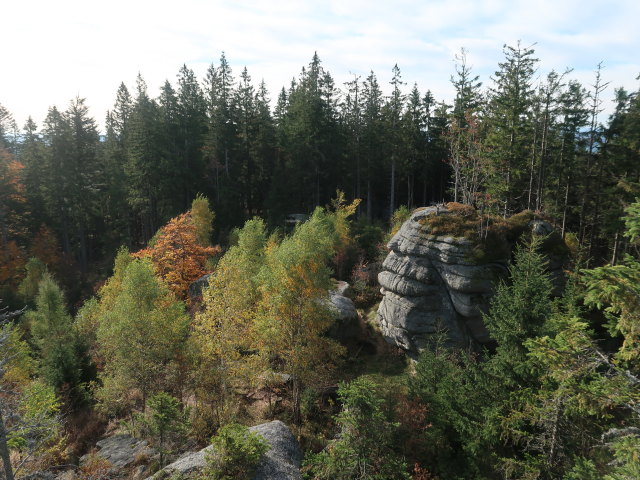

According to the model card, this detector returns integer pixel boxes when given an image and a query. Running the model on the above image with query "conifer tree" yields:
[95,256,189,414]
[26,273,89,398]
[485,42,538,214]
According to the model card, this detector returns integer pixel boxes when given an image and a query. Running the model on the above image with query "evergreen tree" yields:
[126,75,162,244]
[25,273,90,400]
[485,42,538,215]
[305,377,410,480]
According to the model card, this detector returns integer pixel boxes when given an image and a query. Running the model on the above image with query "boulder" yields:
[149,420,302,480]
[376,207,566,356]
[329,288,358,321]
[188,273,211,299]
[327,283,360,342]
[80,434,155,469]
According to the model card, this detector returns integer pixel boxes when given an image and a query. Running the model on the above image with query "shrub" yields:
[203,423,269,480]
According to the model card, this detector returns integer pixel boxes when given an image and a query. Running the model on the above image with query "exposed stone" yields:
[252,421,303,480]
[80,434,155,470]
[148,420,302,480]
[328,287,358,321]
[188,273,211,299]
[326,282,360,342]
[376,207,566,356]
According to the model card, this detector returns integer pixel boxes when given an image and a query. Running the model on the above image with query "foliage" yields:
[25,273,91,401]
[256,208,345,422]
[146,392,188,467]
[0,147,28,246]
[304,377,410,480]
[327,190,361,279]
[94,255,189,415]
[29,225,62,269]
[582,199,640,366]
[2,377,63,480]
[134,210,219,300]
[193,218,267,428]
[1,323,34,386]
[203,423,269,480]
[18,257,47,304]
[191,194,215,247]
[389,205,411,239]
[0,240,26,293]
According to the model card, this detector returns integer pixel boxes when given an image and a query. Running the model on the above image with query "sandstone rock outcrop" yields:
[149,420,302,480]
[376,206,565,356]
[80,434,155,469]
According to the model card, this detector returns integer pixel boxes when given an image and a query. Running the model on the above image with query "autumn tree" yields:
[0,147,27,248]
[193,218,267,427]
[134,200,218,300]
[256,208,345,422]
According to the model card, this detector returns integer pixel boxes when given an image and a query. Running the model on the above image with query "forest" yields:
[0,42,640,479]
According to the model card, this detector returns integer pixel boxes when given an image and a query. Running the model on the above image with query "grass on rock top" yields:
[418,203,568,264]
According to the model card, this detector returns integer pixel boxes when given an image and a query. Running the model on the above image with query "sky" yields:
[2,0,639,132]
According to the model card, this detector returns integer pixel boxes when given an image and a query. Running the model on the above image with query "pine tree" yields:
[25,273,90,399]
[485,42,538,215]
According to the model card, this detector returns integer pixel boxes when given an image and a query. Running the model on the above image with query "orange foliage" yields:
[30,224,62,268]
[133,212,220,300]
[0,147,28,243]
[0,147,26,201]
[0,240,26,290]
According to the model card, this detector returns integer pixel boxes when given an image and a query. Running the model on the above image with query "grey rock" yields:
[376,207,566,355]
[252,420,303,480]
[188,273,211,299]
[529,220,554,236]
[328,289,358,321]
[149,420,302,480]
[80,434,154,470]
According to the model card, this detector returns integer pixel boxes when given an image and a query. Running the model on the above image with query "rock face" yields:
[149,420,302,480]
[376,207,563,356]
[80,434,155,469]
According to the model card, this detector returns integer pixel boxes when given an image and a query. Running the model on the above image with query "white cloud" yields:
[1,0,638,130]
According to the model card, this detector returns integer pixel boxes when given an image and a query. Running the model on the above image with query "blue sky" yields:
[2,0,639,131]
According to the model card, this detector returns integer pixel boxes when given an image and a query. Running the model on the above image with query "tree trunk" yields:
[0,411,14,480]
[389,155,395,217]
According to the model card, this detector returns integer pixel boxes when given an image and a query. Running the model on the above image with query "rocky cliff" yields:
[376,206,565,356]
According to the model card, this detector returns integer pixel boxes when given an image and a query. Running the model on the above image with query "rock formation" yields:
[149,420,302,480]
[376,206,565,356]
[80,435,155,470]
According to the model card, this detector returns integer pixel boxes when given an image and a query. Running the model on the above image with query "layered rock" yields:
[377,207,564,356]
